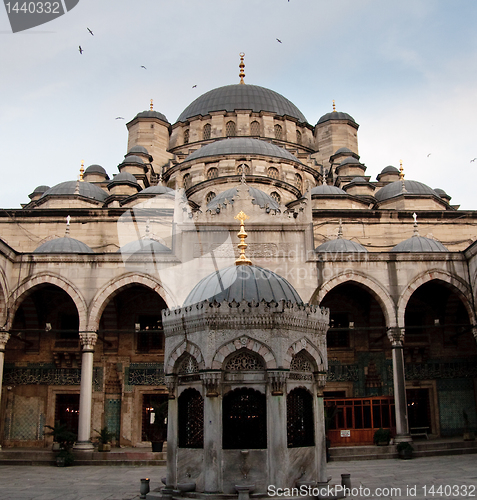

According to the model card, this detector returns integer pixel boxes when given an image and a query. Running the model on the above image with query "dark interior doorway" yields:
[406,388,431,432]
[55,394,80,433]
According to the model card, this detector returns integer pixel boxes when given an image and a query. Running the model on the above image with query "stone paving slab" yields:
[0,455,476,500]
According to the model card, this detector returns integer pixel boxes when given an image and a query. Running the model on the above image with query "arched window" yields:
[295,173,302,191]
[203,123,211,140]
[225,350,265,371]
[183,129,189,145]
[226,121,236,137]
[268,167,279,179]
[237,164,250,175]
[223,388,267,449]
[183,173,191,190]
[207,167,218,179]
[177,354,199,375]
[296,130,302,145]
[270,192,281,204]
[178,388,204,448]
[274,124,283,140]
[251,121,260,136]
[287,388,314,448]
[206,191,216,204]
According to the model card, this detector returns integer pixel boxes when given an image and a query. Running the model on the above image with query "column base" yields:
[394,434,413,444]
[73,441,94,451]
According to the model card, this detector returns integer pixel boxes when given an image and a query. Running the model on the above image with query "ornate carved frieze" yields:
[201,371,221,397]
[267,370,289,395]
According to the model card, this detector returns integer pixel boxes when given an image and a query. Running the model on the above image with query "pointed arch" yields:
[313,271,396,329]
[285,338,326,371]
[211,335,277,369]
[166,340,204,374]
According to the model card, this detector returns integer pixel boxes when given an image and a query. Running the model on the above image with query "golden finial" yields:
[239,53,245,85]
[399,160,404,180]
[79,160,84,182]
[333,100,336,112]
[150,99,153,111]
[234,211,252,266]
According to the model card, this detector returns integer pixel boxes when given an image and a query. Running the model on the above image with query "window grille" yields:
[184,129,189,144]
[183,174,191,190]
[178,388,204,448]
[206,192,216,204]
[270,192,281,204]
[226,121,236,137]
[287,388,314,447]
[177,354,199,374]
[203,123,211,140]
[290,351,313,372]
[237,164,250,175]
[268,167,279,179]
[295,173,302,190]
[225,351,265,371]
[207,167,218,179]
[296,130,302,145]
[274,124,283,140]
[251,121,260,136]
[223,388,267,449]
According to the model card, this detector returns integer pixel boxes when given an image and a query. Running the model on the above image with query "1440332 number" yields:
[422,485,476,497]
[5,2,60,14]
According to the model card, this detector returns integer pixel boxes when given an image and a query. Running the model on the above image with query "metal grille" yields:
[270,192,281,204]
[206,192,216,204]
[203,123,211,140]
[296,130,302,145]
[237,164,250,175]
[226,121,236,137]
[183,174,191,190]
[207,167,218,179]
[177,354,199,374]
[287,388,314,447]
[251,121,260,136]
[223,388,267,449]
[295,173,302,190]
[225,351,264,371]
[274,124,282,140]
[183,129,189,144]
[178,388,204,448]
[268,167,279,179]
[290,351,313,372]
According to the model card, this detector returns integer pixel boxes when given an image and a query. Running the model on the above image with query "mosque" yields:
[0,54,476,469]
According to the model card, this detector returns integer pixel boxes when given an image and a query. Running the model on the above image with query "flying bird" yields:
[471,158,477,163]
[427,153,431,157]
[141,65,147,69]
[79,46,83,54]
[276,38,282,43]
[87,27,94,36]
[115,117,124,120]
[192,85,197,88]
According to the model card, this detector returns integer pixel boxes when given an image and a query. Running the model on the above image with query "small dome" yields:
[134,110,169,123]
[315,238,367,253]
[118,238,171,254]
[334,147,353,155]
[34,237,95,254]
[120,155,144,165]
[184,138,302,164]
[108,172,139,187]
[140,186,175,196]
[434,188,451,201]
[375,180,438,202]
[177,84,307,123]
[127,145,149,155]
[317,111,356,125]
[41,181,108,202]
[349,176,367,184]
[183,265,303,306]
[311,185,346,196]
[84,164,107,176]
[391,235,448,253]
[206,186,279,211]
[32,185,50,194]
[380,165,399,175]
[339,157,361,166]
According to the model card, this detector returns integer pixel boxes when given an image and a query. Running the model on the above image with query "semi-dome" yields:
[140,185,175,196]
[375,180,438,202]
[434,188,451,201]
[311,185,346,196]
[183,264,303,306]
[317,111,356,125]
[41,181,108,202]
[177,84,307,123]
[118,238,171,254]
[206,186,280,211]
[134,110,169,123]
[108,172,139,187]
[34,237,95,254]
[315,238,367,253]
[184,137,302,164]
[391,235,448,252]
[31,185,50,194]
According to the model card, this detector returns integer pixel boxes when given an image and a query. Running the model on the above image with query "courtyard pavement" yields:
[0,454,476,500]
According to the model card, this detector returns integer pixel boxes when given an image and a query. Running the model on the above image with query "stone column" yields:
[0,331,10,450]
[267,371,288,489]
[165,375,178,487]
[388,328,411,442]
[202,372,222,493]
[74,332,97,451]
[315,373,327,484]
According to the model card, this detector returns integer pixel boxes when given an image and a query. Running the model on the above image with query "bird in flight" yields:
[427,153,431,157]
[192,85,197,88]
[276,38,282,43]
[115,117,124,120]
[79,46,83,54]
[87,27,94,36]
[141,65,147,69]
[471,158,477,163]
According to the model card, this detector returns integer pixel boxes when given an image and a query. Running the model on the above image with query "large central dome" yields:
[177,84,307,123]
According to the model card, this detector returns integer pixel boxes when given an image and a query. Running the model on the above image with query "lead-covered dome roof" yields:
[311,185,346,196]
[391,235,448,252]
[118,238,171,254]
[183,265,303,306]
[185,138,302,164]
[41,181,108,202]
[206,186,280,211]
[317,111,356,125]
[34,237,95,254]
[315,238,367,253]
[134,110,169,123]
[177,84,307,123]
[375,180,438,202]
[140,185,175,196]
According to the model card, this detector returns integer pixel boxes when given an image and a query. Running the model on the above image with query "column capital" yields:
[200,371,221,397]
[472,326,477,342]
[314,372,327,388]
[79,332,97,350]
[164,374,177,399]
[267,370,289,396]
[387,327,404,346]
[0,331,10,351]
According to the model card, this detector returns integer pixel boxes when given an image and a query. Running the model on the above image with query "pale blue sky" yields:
[1,0,476,209]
